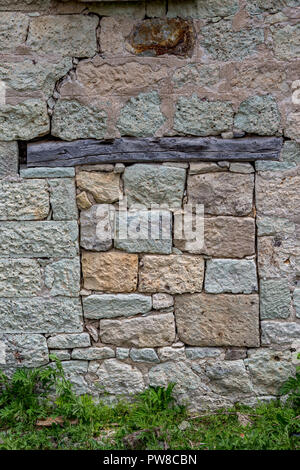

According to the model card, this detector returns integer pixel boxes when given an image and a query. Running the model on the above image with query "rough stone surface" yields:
[201,20,264,61]
[61,360,90,396]
[0,13,29,51]
[47,333,91,350]
[0,297,83,333]
[52,100,107,141]
[76,171,120,204]
[49,178,78,220]
[117,92,165,137]
[174,95,233,136]
[205,259,258,294]
[260,279,291,319]
[293,289,300,318]
[281,141,300,164]
[139,255,204,294]
[76,192,92,211]
[261,321,300,345]
[0,259,41,297]
[158,346,186,362]
[129,348,159,363]
[187,173,254,216]
[245,349,294,395]
[27,15,98,57]
[0,221,79,258]
[44,258,81,297]
[100,312,176,348]
[185,347,223,360]
[83,293,152,320]
[0,334,48,368]
[152,293,174,310]
[0,180,49,220]
[172,64,219,89]
[0,142,18,178]
[72,347,115,360]
[20,167,75,179]
[168,0,239,18]
[116,348,130,360]
[88,359,145,396]
[271,24,300,60]
[82,251,138,292]
[0,99,49,141]
[175,217,256,258]
[124,164,186,208]
[206,360,254,396]
[115,210,172,254]
[175,294,260,347]
[80,204,114,251]
[234,95,281,136]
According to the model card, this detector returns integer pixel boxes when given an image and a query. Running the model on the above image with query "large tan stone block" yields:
[100,312,176,347]
[175,293,260,347]
[82,251,138,292]
[76,171,120,203]
[139,255,204,294]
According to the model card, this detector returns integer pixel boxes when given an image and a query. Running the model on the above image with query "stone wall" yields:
[0,0,299,411]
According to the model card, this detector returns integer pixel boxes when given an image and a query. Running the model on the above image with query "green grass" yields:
[0,359,299,451]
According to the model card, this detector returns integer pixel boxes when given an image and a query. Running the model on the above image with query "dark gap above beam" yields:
[27,136,283,167]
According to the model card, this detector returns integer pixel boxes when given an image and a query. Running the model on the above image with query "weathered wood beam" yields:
[27,137,283,167]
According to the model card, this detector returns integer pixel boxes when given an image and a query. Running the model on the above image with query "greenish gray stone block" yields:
[48,333,90,349]
[255,161,296,171]
[293,288,300,318]
[117,92,165,137]
[83,293,152,320]
[116,348,130,360]
[256,216,295,237]
[260,279,291,319]
[205,360,254,396]
[234,95,281,136]
[186,347,222,360]
[271,24,300,60]
[0,12,29,51]
[168,0,239,18]
[52,100,107,141]
[61,360,90,396]
[0,259,42,297]
[157,346,186,362]
[174,95,233,136]
[49,178,78,220]
[261,321,300,345]
[172,64,219,89]
[229,163,254,174]
[50,350,71,361]
[0,99,49,141]
[0,180,49,220]
[0,334,48,368]
[124,164,186,208]
[45,258,81,297]
[246,0,298,14]
[0,141,18,178]
[0,221,79,258]
[72,347,115,360]
[20,167,75,178]
[205,259,258,294]
[130,348,159,363]
[115,210,172,254]
[201,20,264,61]
[280,141,300,164]
[80,204,113,251]
[0,297,83,333]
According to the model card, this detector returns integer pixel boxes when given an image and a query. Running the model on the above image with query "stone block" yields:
[20,167,75,178]
[234,95,281,136]
[271,24,300,60]
[185,348,222,360]
[0,142,18,178]
[0,180,49,220]
[260,279,291,319]
[157,346,186,362]
[172,64,220,89]
[82,251,138,292]
[72,347,115,360]
[174,95,233,136]
[187,173,254,216]
[175,293,260,347]
[261,321,300,345]
[152,293,174,310]
[139,254,204,294]
[49,178,78,220]
[0,221,79,258]
[205,259,258,294]
[0,13,29,51]
[167,0,239,18]
[0,297,83,333]
[83,293,152,319]
[124,164,185,208]
[80,204,114,251]
[27,15,98,57]
[116,348,130,360]
[45,258,81,297]
[76,171,120,203]
[47,333,91,349]
[0,334,48,368]
[130,348,159,363]
[115,209,172,254]
[294,289,300,318]
[0,259,41,297]
[100,312,176,348]
[205,360,254,396]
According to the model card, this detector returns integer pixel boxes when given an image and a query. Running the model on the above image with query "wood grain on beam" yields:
[27,137,283,167]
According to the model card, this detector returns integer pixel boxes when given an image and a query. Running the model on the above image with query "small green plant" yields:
[280,353,300,408]
[137,383,177,412]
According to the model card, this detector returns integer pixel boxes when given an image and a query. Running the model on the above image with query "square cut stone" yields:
[260,279,291,319]
[0,180,49,220]
[82,251,138,292]
[139,254,204,294]
[175,293,260,347]
[205,259,258,294]
[80,204,114,251]
[83,293,152,319]
[76,171,120,203]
